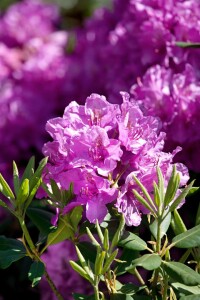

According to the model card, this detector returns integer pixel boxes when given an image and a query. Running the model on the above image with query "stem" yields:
[18,216,64,300]
[162,273,168,300]
[152,217,162,299]
[94,277,100,300]
[134,267,150,295]
[44,269,64,300]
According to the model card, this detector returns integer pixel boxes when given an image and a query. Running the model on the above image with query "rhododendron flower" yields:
[42,93,189,226]
[131,64,200,171]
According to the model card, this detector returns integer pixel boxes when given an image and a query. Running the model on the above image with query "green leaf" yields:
[69,260,92,283]
[180,295,200,300]
[176,41,200,48]
[0,236,26,269]
[132,189,155,215]
[116,248,139,276]
[127,254,161,271]
[118,283,142,295]
[13,161,20,195]
[77,242,97,265]
[47,214,74,246]
[20,156,35,184]
[187,187,199,197]
[163,261,200,286]
[171,224,200,248]
[70,206,83,232]
[102,249,118,274]
[172,282,200,295]
[29,157,48,191]
[156,166,165,203]
[26,207,55,236]
[171,209,187,236]
[169,180,194,212]
[16,178,29,206]
[0,173,15,201]
[195,202,200,226]
[24,177,42,211]
[73,294,95,300]
[150,212,171,239]
[118,231,147,251]
[164,165,179,206]
[28,261,45,287]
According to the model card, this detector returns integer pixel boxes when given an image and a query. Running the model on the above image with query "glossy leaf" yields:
[28,261,45,287]
[163,261,200,285]
[116,248,139,275]
[16,178,29,206]
[118,231,147,251]
[176,41,200,48]
[126,254,161,271]
[47,215,74,246]
[172,282,200,295]
[169,181,194,213]
[180,295,200,300]
[171,224,200,248]
[150,212,171,239]
[0,236,26,269]
[0,173,15,201]
[70,206,83,232]
[20,156,35,184]
[171,209,187,236]
[27,207,55,236]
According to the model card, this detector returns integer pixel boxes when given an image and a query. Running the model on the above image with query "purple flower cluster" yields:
[40,240,91,300]
[65,0,200,171]
[131,64,200,172]
[42,93,189,226]
[0,0,68,175]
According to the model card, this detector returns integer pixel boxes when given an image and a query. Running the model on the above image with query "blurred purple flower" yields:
[40,240,92,300]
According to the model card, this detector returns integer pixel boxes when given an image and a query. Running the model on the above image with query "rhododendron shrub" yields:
[0,0,69,176]
[42,93,189,226]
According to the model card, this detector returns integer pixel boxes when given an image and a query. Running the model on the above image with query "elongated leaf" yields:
[180,295,200,300]
[163,261,200,286]
[171,209,187,236]
[171,224,200,248]
[118,231,147,251]
[150,212,171,239]
[127,254,161,271]
[195,202,200,226]
[24,177,42,211]
[20,156,35,184]
[28,261,45,287]
[77,242,97,265]
[116,248,139,275]
[102,249,118,274]
[176,41,200,48]
[16,178,29,206]
[172,282,200,295]
[169,181,194,212]
[69,260,92,283]
[118,283,142,295]
[0,173,15,200]
[29,157,48,191]
[27,207,55,236]
[0,236,26,269]
[47,214,74,246]
[70,206,83,232]
[187,187,199,197]
[164,165,179,206]
[156,166,164,203]
[132,189,155,215]
[13,161,20,195]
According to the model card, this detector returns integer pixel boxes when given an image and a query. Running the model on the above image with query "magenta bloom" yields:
[42,93,189,226]
[131,64,200,172]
